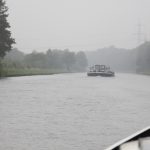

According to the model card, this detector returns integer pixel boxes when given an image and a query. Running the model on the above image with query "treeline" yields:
[86,45,137,72]
[86,42,150,74]
[2,48,88,74]
[2,42,150,76]
[136,41,150,74]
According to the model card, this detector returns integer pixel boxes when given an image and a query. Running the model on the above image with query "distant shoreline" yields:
[1,70,149,78]
[137,72,150,76]
[0,68,68,77]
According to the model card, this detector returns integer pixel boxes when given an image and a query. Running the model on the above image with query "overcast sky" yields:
[6,0,150,53]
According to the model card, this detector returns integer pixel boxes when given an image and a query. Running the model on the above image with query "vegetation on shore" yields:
[86,42,150,74]
[2,41,150,77]
[0,0,88,78]
[1,0,150,77]
[136,42,150,74]
[0,68,67,77]
[0,48,88,77]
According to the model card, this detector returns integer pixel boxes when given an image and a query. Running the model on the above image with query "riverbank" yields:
[136,71,150,76]
[0,68,67,77]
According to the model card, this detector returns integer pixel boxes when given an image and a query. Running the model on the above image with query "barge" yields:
[87,65,115,77]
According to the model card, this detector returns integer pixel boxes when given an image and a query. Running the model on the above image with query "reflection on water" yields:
[0,73,150,150]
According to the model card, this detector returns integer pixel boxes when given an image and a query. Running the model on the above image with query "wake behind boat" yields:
[87,64,115,77]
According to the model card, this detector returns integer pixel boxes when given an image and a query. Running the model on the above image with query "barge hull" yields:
[87,72,114,77]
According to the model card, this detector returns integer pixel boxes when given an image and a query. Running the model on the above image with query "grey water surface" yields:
[0,73,150,150]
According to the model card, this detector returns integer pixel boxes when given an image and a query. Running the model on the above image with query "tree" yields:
[75,51,88,71]
[0,0,15,58]
[25,51,47,68]
[62,49,76,71]
[136,42,150,73]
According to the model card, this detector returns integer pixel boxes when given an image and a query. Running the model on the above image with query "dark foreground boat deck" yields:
[105,126,150,150]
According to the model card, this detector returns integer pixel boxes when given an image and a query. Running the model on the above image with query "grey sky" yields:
[6,0,150,53]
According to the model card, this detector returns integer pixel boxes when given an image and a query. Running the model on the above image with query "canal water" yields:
[0,73,150,150]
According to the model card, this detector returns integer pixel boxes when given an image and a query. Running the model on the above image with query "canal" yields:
[0,73,150,150]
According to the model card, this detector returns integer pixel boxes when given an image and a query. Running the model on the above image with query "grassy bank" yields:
[136,71,150,76]
[0,68,67,77]
[138,72,150,76]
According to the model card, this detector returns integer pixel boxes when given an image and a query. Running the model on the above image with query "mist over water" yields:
[0,73,150,150]
[0,0,149,149]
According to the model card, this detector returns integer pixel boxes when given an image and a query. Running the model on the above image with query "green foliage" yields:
[0,0,15,58]
[86,46,137,72]
[136,41,150,73]
[1,68,65,77]
[1,48,88,76]
[62,49,76,71]
[23,49,88,72]
[76,51,88,71]
[25,51,47,68]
